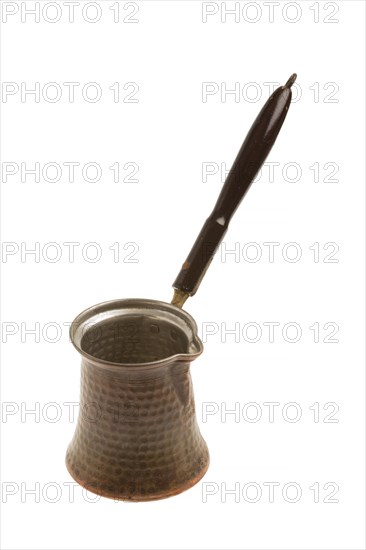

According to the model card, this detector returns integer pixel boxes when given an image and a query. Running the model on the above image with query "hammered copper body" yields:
[66,299,209,501]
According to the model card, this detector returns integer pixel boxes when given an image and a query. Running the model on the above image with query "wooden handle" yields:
[172,74,296,306]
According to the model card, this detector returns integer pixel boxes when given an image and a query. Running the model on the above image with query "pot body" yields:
[66,299,209,501]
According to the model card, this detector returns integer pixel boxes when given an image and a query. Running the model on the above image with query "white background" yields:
[1,1,365,549]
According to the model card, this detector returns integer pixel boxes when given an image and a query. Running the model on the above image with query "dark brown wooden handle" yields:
[173,74,296,299]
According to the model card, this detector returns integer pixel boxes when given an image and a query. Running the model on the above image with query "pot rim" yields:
[69,298,204,370]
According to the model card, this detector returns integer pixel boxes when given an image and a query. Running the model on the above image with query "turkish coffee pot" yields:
[66,75,297,501]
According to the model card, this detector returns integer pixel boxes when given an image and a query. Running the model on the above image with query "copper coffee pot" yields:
[66,75,297,501]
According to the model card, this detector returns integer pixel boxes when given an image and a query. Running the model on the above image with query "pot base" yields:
[66,455,209,502]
